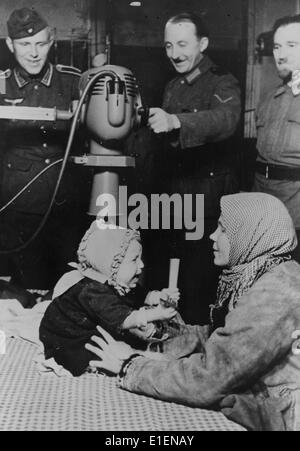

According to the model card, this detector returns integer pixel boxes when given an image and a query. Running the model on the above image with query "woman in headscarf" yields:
[85,193,300,431]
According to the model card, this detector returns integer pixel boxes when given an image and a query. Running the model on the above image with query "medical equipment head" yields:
[79,65,146,154]
[78,65,148,217]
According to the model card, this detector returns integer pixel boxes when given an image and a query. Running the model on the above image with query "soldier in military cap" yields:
[145,12,241,325]
[0,7,85,290]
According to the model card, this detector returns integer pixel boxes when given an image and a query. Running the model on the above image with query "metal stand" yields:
[70,145,135,217]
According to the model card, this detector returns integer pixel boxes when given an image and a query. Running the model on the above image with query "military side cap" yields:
[7,7,48,40]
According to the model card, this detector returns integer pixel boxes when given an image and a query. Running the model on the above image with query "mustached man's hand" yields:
[148,108,181,134]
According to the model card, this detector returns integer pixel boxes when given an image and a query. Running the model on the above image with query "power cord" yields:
[0,69,119,254]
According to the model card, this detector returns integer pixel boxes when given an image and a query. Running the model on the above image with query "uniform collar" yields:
[183,55,214,85]
[14,63,53,88]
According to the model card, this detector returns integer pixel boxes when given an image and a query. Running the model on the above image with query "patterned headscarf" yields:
[211,193,297,326]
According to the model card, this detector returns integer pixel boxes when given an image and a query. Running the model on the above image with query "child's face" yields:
[116,239,144,289]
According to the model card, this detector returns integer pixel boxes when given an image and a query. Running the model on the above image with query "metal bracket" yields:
[70,154,135,168]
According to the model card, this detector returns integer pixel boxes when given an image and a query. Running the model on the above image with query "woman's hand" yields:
[85,326,136,374]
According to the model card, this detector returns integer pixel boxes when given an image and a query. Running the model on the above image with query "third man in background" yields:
[253,15,300,262]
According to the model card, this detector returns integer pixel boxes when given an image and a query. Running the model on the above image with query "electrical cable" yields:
[0,69,119,254]
[0,159,63,213]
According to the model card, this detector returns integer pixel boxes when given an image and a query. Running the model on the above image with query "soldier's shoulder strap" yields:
[56,64,81,76]
[0,69,12,79]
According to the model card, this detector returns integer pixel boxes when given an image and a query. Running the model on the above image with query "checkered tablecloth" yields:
[0,338,245,431]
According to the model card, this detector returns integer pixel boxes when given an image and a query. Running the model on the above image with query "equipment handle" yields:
[168,258,180,289]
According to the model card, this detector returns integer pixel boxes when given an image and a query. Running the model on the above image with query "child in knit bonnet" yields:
[40,220,179,376]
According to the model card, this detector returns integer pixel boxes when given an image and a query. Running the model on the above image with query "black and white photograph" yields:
[0,0,299,434]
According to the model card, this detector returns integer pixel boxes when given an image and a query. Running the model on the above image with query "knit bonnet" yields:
[77,220,141,295]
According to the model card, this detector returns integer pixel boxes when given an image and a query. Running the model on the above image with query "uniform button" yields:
[7,163,11,168]
[40,125,45,130]
[43,143,48,148]
[34,85,39,90]
[45,159,50,164]
[210,172,214,177]
[180,80,185,85]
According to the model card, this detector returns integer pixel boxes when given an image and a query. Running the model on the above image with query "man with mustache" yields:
[0,7,83,290]
[253,15,300,262]
[146,12,241,325]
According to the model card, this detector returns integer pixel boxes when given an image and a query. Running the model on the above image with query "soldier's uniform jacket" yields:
[0,63,81,214]
[256,84,300,167]
[161,55,241,218]
[254,84,300,228]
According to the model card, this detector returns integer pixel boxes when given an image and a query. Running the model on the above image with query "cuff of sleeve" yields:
[171,114,181,130]
[117,354,144,389]
[176,113,206,149]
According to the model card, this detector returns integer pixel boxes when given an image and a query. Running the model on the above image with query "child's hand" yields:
[144,290,161,306]
[160,288,180,308]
